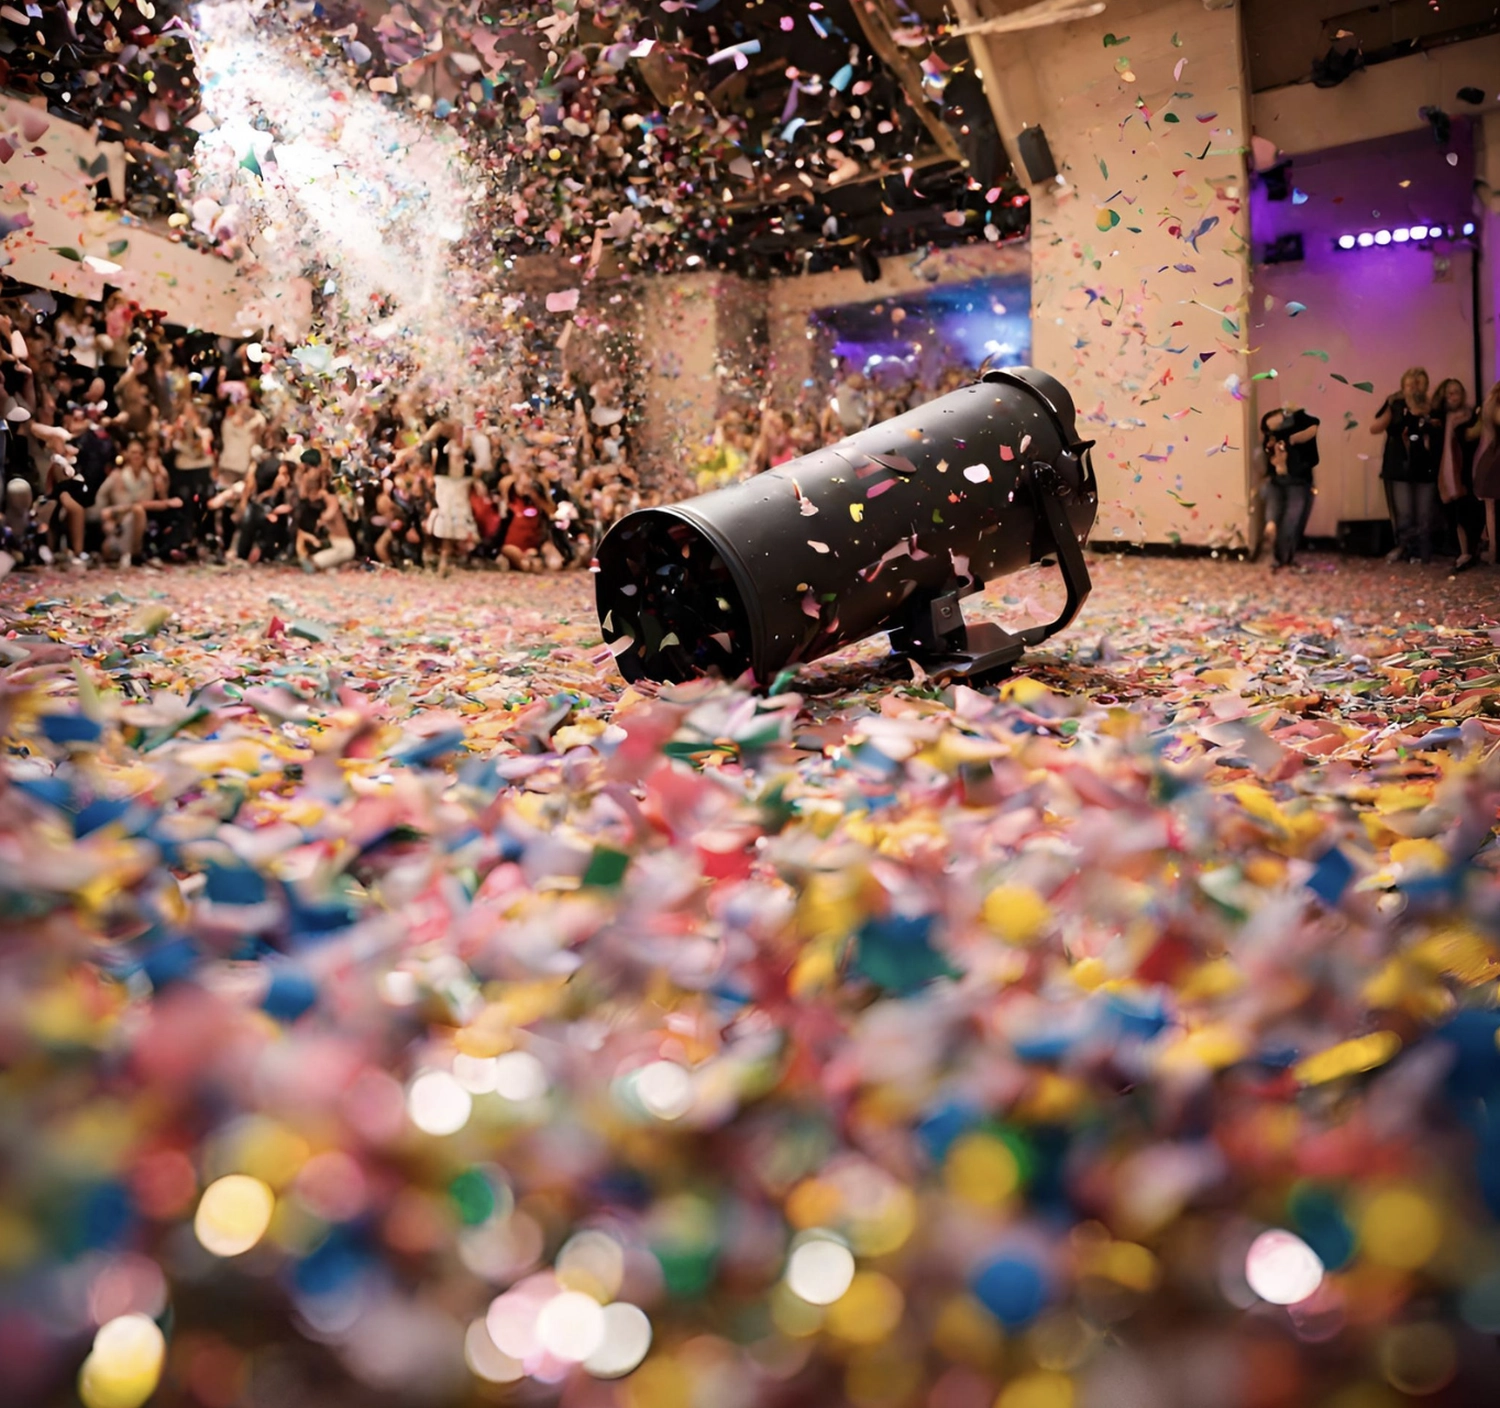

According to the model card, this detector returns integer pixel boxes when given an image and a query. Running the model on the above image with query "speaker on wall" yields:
[1015,125,1057,185]
[1262,233,1304,265]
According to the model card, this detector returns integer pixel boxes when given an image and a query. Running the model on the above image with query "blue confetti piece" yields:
[393,728,468,766]
[916,1099,982,1162]
[852,913,960,996]
[40,712,103,745]
[1306,846,1353,906]
[73,796,135,838]
[831,63,854,92]
[141,936,199,989]
[1292,188,1309,204]
[1438,1011,1500,1102]
[972,1254,1047,1327]
[12,776,75,811]
[263,966,319,1023]
[782,117,806,142]
[204,861,269,907]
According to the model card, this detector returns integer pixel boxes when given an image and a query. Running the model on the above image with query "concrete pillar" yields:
[971,0,1255,548]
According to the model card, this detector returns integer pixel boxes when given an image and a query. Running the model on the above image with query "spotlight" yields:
[1337,234,1355,250]
[1374,229,1391,244]
[1392,228,1410,243]
[1356,232,1374,247]
[1408,225,1427,240]
[1463,222,1476,236]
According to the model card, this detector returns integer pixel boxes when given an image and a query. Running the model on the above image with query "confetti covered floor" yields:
[6,554,1500,1408]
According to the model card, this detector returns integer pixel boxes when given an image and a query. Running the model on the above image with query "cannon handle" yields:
[887,459,1093,680]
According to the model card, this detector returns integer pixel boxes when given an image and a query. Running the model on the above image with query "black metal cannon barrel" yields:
[594,367,1098,686]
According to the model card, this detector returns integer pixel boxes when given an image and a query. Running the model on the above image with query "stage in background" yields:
[809,274,1032,385]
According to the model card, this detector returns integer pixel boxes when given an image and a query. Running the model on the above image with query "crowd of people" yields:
[1259,369,1500,572]
[0,285,986,582]
[1370,367,1500,571]
[0,288,691,580]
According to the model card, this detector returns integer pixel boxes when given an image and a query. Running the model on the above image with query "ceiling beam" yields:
[847,0,967,170]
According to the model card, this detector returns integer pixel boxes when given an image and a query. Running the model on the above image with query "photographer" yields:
[1260,404,1319,571]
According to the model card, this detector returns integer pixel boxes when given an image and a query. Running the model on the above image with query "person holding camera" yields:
[1260,403,1319,570]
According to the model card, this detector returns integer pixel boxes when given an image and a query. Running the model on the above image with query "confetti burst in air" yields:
[186,0,487,412]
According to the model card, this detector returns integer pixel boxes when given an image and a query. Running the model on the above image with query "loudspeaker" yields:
[1015,126,1057,185]
[1262,233,1304,265]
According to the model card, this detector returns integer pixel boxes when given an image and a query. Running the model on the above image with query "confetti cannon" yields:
[595,367,1097,685]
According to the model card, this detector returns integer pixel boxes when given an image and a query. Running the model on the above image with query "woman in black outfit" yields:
[1431,378,1482,572]
[231,457,290,564]
[1370,366,1439,563]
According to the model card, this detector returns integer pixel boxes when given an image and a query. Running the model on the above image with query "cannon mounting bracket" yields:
[886,460,1094,680]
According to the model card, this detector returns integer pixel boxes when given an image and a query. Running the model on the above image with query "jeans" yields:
[1390,480,1438,562]
[1264,476,1312,565]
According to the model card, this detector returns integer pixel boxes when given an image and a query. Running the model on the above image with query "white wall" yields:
[1,94,250,333]
[973,0,1255,547]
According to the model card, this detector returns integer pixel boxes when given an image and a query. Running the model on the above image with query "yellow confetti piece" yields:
[1294,1030,1402,1085]
[1390,838,1448,874]
[825,1271,904,1344]
[998,1369,1075,1408]
[1359,1186,1442,1270]
[79,1315,165,1408]
[999,676,1056,706]
[1160,1024,1247,1073]
[983,884,1051,944]
[944,1133,1020,1208]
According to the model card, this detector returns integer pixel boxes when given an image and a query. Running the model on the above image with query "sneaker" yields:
[38,545,53,565]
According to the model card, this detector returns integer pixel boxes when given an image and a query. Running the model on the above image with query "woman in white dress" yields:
[428,422,477,574]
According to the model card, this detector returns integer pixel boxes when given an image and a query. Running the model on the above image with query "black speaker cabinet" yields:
[1016,125,1057,185]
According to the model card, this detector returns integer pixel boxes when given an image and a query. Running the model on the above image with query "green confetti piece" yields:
[1251,371,1278,381]
[107,239,129,257]
[1353,381,1375,393]
[239,149,262,177]
[1163,113,1180,123]
[1302,350,1330,361]
[1172,31,1182,46]
[1098,158,1109,180]
[51,246,82,262]
[1331,373,1349,384]
[1221,317,1239,335]
[1102,32,1130,46]
[582,846,631,888]
[288,618,333,643]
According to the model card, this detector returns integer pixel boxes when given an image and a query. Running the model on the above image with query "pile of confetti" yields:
[4,553,1500,1407]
